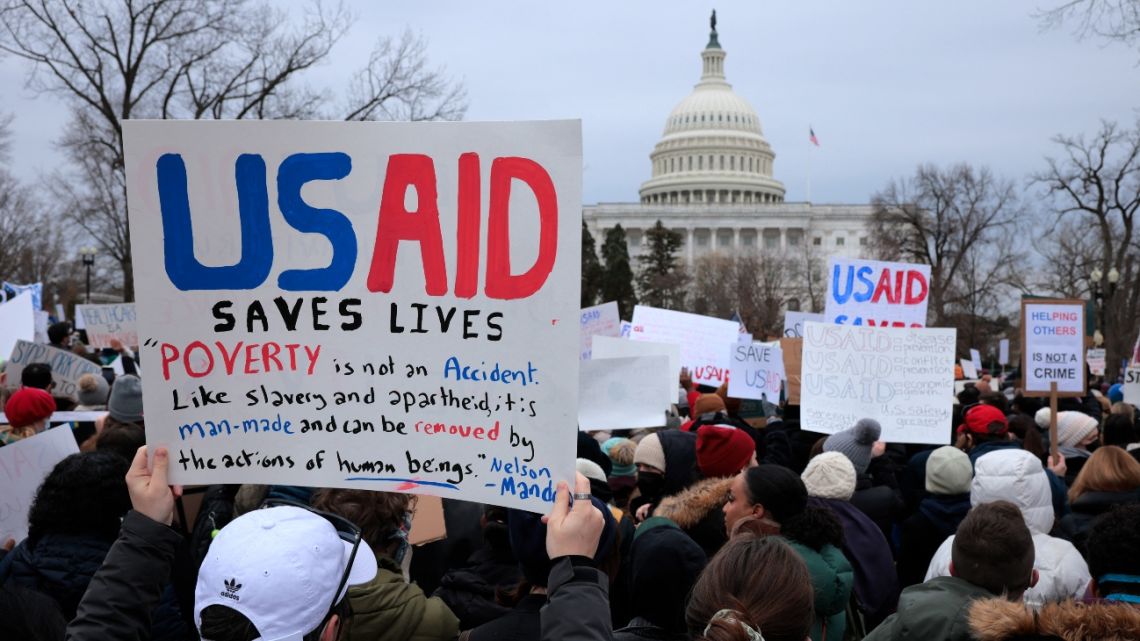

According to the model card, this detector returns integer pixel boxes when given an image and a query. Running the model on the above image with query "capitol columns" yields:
[687,227,695,264]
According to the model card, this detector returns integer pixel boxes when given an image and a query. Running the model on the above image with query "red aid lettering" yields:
[367,154,448,295]
[484,157,558,300]
[160,343,180,381]
[454,153,481,298]
[905,270,928,304]
[871,269,902,304]
[215,341,244,375]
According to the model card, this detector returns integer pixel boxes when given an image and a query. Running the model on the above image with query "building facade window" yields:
[859,237,868,246]
[812,237,822,246]
[836,236,845,246]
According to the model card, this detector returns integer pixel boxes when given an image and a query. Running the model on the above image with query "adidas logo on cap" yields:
[220,578,243,601]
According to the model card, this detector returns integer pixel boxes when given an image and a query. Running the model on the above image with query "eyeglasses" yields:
[259,498,363,624]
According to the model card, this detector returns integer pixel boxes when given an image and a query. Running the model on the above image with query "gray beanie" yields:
[823,418,881,476]
[108,374,144,424]
[77,373,110,408]
[925,446,973,495]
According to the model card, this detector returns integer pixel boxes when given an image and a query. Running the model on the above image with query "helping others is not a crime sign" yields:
[124,120,582,512]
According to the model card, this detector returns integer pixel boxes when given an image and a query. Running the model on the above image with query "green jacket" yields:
[785,539,853,641]
[865,576,995,641]
[345,557,460,641]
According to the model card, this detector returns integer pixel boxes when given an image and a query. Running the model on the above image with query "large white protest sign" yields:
[630,305,740,386]
[801,322,956,444]
[999,339,1010,366]
[76,303,139,348]
[959,358,978,381]
[1125,368,1140,405]
[824,258,930,328]
[1086,348,1106,376]
[970,349,982,372]
[728,341,784,401]
[784,311,824,338]
[591,335,679,406]
[1021,299,1085,397]
[4,340,104,398]
[0,427,80,543]
[578,355,670,431]
[124,120,581,512]
[0,292,35,363]
[579,301,620,360]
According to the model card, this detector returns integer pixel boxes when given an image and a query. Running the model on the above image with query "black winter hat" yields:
[743,464,808,523]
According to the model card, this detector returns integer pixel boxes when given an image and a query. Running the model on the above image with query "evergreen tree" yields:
[636,220,688,309]
[581,221,604,307]
[600,224,638,319]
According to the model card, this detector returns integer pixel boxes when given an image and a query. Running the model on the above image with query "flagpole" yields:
[807,133,812,204]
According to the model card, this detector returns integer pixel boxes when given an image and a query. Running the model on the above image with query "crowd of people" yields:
[3,321,1140,641]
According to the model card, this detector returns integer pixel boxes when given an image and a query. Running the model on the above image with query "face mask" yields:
[388,511,414,565]
[637,470,666,499]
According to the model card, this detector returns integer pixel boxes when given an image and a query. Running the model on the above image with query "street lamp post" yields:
[80,247,96,303]
[1089,266,1120,347]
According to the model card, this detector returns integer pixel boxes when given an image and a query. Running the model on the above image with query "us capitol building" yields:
[583,14,872,305]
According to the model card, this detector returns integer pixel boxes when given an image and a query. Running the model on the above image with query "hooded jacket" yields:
[345,556,459,641]
[968,597,1140,641]
[864,576,995,641]
[897,493,970,588]
[784,537,853,641]
[809,497,899,627]
[614,519,707,641]
[925,449,1091,605]
[630,430,699,516]
[1057,489,1140,557]
[651,476,732,557]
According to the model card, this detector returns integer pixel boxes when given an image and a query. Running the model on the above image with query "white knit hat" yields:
[801,452,856,501]
[1034,408,1099,448]
[634,432,667,472]
[576,458,607,484]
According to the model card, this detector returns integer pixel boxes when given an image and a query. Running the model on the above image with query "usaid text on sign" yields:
[825,258,931,328]
[124,120,582,512]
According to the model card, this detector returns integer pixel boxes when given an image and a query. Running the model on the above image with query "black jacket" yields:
[541,557,611,641]
[1057,489,1140,556]
[0,532,112,620]
[435,546,521,629]
[465,594,545,641]
[896,493,970,588]
[65,510,182,641]
[849,476,904,547]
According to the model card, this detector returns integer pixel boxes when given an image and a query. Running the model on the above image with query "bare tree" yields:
[1033,120,1140,378]
[0,0,467,299]
[870,164,1027,335]
[689,251,788,339]
[1038,0,1140,59]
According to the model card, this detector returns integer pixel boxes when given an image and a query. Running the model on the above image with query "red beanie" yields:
[957,404,1008,436]
[5,387,56,429]
[696,425,755,478]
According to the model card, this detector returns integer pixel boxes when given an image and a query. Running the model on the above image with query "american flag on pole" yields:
[809,127,820,147]
[730,310,748,334]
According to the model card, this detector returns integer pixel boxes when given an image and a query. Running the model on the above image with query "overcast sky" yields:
[2,1,1137,205]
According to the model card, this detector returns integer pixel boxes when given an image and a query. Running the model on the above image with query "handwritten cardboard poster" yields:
[1021,299,1085,397]
[800,322,956,444]
[76,303,139,348]
[728,342,784,401]
[0,427,80,543]
[824,258,931,327]
[4,340,104,398]
[0,292,36,363]
[578,355,670,431]
[579,301,620,360]
[629,305,740,386]
[779,338,803,405]
[123,120,582,512]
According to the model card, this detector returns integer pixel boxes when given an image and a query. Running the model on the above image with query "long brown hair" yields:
[1068,446,1140,503]
[686,535,814,641]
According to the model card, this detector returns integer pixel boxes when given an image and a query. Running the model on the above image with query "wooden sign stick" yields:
[1049,381,1059,464]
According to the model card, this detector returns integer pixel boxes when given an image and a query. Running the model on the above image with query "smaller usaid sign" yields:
[825,258,930,328]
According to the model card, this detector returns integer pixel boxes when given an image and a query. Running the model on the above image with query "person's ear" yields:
[948,561,956,578]
[1030,569,1039,588]
[320,614,340,641]
[751,504,765,520]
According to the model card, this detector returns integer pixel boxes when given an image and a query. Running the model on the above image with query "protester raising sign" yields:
[123,120,582,513]
[1020,299,1086,397]
[800,322,956,444]
[4,340,104,398]
[0,427,80,543]
[629,305,740,386]
[727,341,784,401]
[76,303,139,348]
[824,258,930,327]
[579,301,620,360]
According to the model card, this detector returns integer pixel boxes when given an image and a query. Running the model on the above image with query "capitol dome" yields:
[639,16,785,206]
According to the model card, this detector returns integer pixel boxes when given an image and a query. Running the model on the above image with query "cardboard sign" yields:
[123,119,582,513]
[4,340,104,398]
[728,341,785,401]
[1125,368,1140,405]
[999,339,1010,366]
[579,301,620,360]
[779,338,803,405]
[590,335,679,406]
[800,322,956,444]
[0,427,80,543]
[76,303,139,348]
[970,349,982,372]
[1086,348,1106,376]
[408,494,447,546]
[1021,299,1086,397]
[824,258,930,327]
[578,355,670,431]
[784,311,824,338]
[629,305,741,386]
[959,358,979,381]
[0,292,36,364]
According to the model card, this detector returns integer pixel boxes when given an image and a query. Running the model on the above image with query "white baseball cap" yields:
[195,505,377,641]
